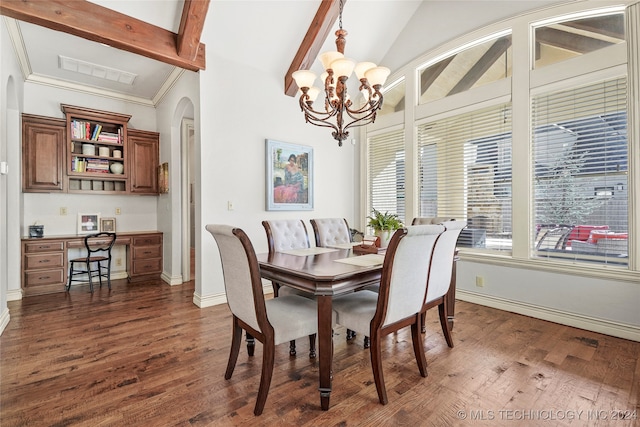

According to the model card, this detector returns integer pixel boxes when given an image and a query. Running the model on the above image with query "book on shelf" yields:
[91,124,103,140]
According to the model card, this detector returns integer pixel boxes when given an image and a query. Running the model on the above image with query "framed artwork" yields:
[266,139,313,211]
[101,217,116,232]
[77,213,101,234]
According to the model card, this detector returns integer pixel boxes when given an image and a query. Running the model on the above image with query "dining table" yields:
[256,244,458,411]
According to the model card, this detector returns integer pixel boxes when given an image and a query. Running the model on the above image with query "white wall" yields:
[195,48,359,306]
[1,17,25,333]
[154,69,199,285]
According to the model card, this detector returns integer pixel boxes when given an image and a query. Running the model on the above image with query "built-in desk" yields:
[21,231,162,296]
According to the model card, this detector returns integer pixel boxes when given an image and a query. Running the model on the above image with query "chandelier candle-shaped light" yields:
[292,2,390,146]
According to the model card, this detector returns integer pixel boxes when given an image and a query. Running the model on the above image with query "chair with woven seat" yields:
[421,220,466,347]
[206,224,319,416]
[262,219,316,357]
[66,232,116,293]
[332,224,445,405]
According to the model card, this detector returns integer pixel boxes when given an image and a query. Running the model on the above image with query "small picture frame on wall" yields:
[266,139,314,211]
[101,217,116,232]
[77,213,101,234]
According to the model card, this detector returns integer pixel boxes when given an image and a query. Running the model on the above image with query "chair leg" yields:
[225,318,242,380]
[66,261,74,291]
[255,338,276,416]
[97,262,104,288]
[420,311,426,333]
[246,332,255,356]
[363,336,370,348]
[289,340,297,356]
[369,332,388,405]
[438,302,454,348]
[87,261,94,293]
[346,329,356,340]
[308,334,316,358]
[411,321,428,377]
[106,260,112,289]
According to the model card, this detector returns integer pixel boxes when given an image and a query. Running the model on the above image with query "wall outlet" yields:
[115,207,121,215]
[475,276,485,287]
[115,258,123,266]
[60,207,67,216]
[227,201,234,211]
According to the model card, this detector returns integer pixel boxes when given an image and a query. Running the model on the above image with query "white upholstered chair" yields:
[332,224,445,405]
[411,217,455,225]
[310,218,352,248]
[421,220,466,347]
[262,219,316,357]
[206,224,319,416]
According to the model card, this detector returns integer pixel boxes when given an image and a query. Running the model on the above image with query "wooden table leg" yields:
[317,295,333,410]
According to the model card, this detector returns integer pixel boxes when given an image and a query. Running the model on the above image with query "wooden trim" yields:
[0,0,206,71]
[284,0,344,97]
[177,0,210,60]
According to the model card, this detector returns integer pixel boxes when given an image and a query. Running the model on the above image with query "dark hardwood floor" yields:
[1,279,638,426]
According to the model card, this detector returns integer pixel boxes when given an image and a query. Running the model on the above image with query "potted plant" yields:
[367,209,403,247]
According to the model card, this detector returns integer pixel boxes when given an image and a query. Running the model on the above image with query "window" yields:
[534,12,625,69]
[378,78,406,116]
[418,34,512,104]
[417,103,512,251]
[367,129,405,224]
[532,77,628,265]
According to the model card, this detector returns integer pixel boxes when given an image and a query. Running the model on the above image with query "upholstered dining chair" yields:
[262,219,316,357]
[206,224,319,416]
[421,220,466,348]
[310,217,360,342]
[66,232,116,293]
[332,224,445,405]
[310,218,352,248]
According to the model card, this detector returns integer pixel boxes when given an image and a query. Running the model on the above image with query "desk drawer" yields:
[133,235,162,246]
[24,268,65,286]
[24,252,64,270]
[132,245,162,259]
[24,241,64,253]
[131,258,162,275]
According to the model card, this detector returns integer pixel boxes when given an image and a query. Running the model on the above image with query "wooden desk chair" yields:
[206,224,319,416]
[262,219,316,357]
[66,232,116,293]
[332,224,445,404]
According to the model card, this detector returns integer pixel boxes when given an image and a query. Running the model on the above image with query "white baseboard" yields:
[161,272,183,285]
[456,289,640,342]
[0,307,10,336]
[7,288,23,301]
[192,291,227,308]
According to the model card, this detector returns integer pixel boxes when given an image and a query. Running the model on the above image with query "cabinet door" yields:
[128,129,159,194]
[22,115,66,192]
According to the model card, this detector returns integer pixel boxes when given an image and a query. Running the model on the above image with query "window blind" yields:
[367,129,406,224]
[417,103,512,251]
[532,77,628,265]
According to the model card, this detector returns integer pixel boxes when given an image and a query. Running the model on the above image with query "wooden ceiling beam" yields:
[177,0,210,61]
[284,0,343,97]
[0,0,206,71]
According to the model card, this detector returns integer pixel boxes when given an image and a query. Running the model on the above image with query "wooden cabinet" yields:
[22,105,160,195]
[128,233,163,281]
[128,129,160,195]
[62,104,131,194]
[22,114,66,192]
[21,239,67,296]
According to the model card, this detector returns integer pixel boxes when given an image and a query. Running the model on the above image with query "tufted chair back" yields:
[412,217,455,225]
[262,219,310,253]
[310,218,351,247]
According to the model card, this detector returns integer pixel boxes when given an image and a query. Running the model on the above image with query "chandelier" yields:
[292,0,390,146]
